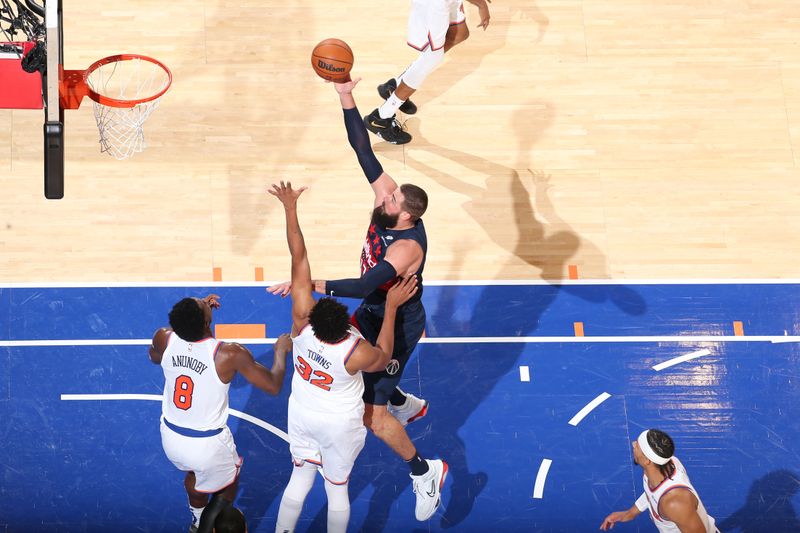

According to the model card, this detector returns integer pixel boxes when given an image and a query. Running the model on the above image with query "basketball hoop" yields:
[61,54,172,160]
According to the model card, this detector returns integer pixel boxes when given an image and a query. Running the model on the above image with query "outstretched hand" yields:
[599,511,634,530]
[331,76,362,94]
[476,0,491,30]
[273,333,292,355]
[266,282,292,298]
[201,294,221,309]
[386,275,419,308]
[268,180,307,208]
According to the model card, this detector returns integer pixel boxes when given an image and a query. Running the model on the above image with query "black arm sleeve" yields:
[343,106,384,183]
[326,260,397,298]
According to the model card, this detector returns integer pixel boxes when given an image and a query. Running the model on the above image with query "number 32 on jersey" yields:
[295,356,333,391]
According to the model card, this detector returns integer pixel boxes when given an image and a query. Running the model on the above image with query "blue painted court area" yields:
[1,282,799,532]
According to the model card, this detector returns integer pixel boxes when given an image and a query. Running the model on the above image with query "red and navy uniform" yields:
[353,219,428,406]
[360,219,427,306]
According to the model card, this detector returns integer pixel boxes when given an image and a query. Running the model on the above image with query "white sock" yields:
[190,505,204,525]
[379,93,405,119]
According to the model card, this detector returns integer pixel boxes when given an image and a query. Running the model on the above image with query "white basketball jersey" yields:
[642,457,716,533]
[290,324,365,414]
[161,332,230,431]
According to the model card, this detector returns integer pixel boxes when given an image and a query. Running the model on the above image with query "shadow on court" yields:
[228,348,293,533]
[719,470,800,533]
[298,278,646,531]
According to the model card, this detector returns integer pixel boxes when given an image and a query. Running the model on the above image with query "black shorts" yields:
[351,300,426,406]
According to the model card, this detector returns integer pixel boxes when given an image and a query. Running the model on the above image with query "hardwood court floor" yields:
[2,1,799,282]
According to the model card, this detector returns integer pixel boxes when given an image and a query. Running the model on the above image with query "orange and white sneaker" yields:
[388,389,429,427]
[411,459,448,521]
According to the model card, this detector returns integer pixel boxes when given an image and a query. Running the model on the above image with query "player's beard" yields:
[371,205,399,229]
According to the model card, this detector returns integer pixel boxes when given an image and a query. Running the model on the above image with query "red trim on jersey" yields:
[194,336,215,343]
[328,333,352,346]
[343,338,361,366]
[429,31,446,51]
[648,483,693,523]
[646,462,676,492]
[406,41,429,51]
[323,474,349,486]
[649,504,664,522]
[195,455,243,494]
[660,484,694,500]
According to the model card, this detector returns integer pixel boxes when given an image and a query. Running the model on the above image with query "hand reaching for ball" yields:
[332,76,361,94]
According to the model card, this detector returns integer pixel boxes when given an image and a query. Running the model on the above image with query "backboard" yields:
[0,0,62,198]
[44,0,63,199]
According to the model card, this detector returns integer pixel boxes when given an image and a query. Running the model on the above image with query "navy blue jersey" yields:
[359,219,427,305]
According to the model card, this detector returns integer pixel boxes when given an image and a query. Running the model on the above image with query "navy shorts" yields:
[351,299,426,406]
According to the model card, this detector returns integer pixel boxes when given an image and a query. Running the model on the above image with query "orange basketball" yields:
[311,38,354,82]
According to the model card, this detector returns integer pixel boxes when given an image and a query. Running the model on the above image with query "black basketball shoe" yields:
[377,78,418,115]
[364,109,412,144]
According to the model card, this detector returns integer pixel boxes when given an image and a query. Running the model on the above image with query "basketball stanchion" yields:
[61,54,172,160]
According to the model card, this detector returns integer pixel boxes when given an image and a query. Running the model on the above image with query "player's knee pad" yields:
[323,480,351,512]
[402,47,445,90]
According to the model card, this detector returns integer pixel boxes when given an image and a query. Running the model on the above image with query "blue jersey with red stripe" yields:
[359,219,427,305]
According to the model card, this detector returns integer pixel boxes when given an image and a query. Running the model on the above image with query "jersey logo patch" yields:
[385,359,400,375]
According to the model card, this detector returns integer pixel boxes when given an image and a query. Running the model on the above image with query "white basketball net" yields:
[86,57,170,160]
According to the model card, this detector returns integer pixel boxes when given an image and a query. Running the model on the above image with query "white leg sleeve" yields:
[275,462,318,533]
[402,47,445,90]
[323,479,351,533]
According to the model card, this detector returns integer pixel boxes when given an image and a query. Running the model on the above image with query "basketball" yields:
[311,38,353,82]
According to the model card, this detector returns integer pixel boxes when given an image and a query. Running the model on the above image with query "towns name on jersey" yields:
[306,349,331,369]
[172,355,209,374]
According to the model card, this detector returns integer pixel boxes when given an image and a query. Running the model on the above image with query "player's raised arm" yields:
[345,276,418,373]
[333,77,398,204]
[268,181,315,334]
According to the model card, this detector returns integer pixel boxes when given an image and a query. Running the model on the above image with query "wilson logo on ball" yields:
[317,60,345,73]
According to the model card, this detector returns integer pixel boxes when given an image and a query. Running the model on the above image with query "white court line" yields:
[533,458,553,499]
[5,339,153,347]
[60,393,289,442]
[2,278,800,288]
[62,393,159,401]
[4,335,799,348]
[519,366,531,382]
[568,392,612,426]
[652,349,712,371]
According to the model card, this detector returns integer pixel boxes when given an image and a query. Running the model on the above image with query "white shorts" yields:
[287,396,367,485]
[407,0,466,51]
[160,419,242,493]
